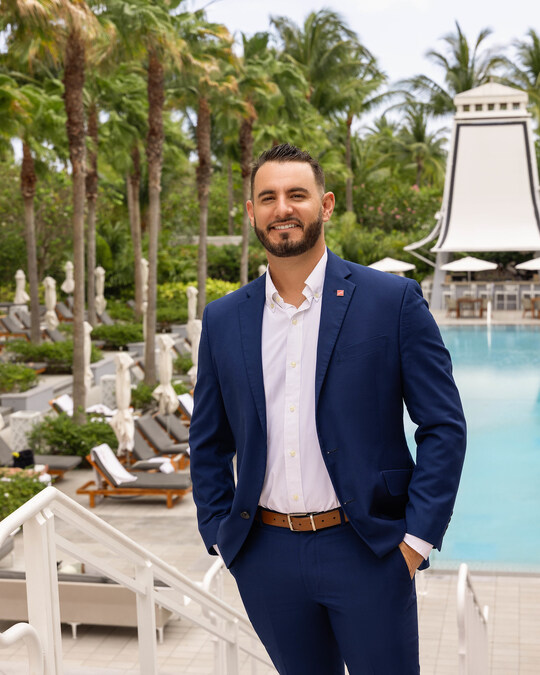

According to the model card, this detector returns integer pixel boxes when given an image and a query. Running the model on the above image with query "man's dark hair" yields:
[250,143,325,198]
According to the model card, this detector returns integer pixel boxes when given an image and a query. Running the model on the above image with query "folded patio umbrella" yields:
[43,276,59,331]
[14,269,30,304]
[153,334,178,415]
[110,352,135,456]
[61,260,75,295]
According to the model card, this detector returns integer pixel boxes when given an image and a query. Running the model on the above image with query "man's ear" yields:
[246,200,255,228]
[321,192,335,222]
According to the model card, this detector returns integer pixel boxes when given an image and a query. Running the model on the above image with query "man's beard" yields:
[253,209,323,258]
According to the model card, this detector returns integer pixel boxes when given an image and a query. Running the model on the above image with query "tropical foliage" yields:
[1,6,539,416]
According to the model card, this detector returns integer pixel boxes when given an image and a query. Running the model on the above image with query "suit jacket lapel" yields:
[238,275,267,433]
[316,251,355,406]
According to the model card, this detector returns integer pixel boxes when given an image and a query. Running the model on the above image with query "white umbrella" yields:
[368,257,416,273]
[152,334,178,415]
[515,257,540,271]
[441,256,498,282]
[14,269,30,304]
[440,256,497,273]
[95,266,107,316]
[83,321,94,393]
[43,276,59,330]
[61,261,75,295]
[110,353,135,456]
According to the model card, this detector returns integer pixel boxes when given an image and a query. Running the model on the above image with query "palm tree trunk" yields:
[127,144,143,320]
[345,116,354,213]
[86,102,98,327]
[64,29,87,424]
[21,142,40,344]
[144,49,164,385]
[227,160,235,236]
[196,96,211,318]
[239,116,254,286]
[416,157,424,187]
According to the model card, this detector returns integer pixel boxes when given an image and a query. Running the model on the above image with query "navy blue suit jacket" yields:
[189,250,466,569]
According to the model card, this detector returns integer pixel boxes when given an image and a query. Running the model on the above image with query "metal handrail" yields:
[457,562,489,675]
[0,623,44,675]
[0,486,273,675]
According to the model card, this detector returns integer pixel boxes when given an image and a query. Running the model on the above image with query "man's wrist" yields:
[403,533,432,560]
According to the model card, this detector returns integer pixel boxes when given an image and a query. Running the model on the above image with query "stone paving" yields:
[1,466,539,674]
[1,311,540,673]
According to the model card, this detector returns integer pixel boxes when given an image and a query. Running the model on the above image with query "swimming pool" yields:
[405,325,540,571]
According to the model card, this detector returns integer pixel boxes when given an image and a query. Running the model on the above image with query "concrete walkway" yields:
[1,466,539,674]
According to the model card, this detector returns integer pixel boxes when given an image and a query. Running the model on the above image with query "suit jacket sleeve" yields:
[400,281,466,550]
[189,306,237,554]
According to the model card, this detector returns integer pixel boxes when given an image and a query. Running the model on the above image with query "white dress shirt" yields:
[257,249,432,560]
[260,250,339,513]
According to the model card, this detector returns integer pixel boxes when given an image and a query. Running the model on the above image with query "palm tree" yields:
[271,9,360,115]
[394,102,448,188]
[103,0,189,384]
[236,32,279,285]
[505,29,540,126]
[402,21,506,116]
[170,13,236,316]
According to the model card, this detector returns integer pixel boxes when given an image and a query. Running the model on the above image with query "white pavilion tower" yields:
[405,82,540,309]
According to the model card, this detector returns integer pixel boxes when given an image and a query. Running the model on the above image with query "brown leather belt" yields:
[258,507,348,532]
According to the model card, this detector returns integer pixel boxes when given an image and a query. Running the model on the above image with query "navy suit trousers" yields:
[229,519,420,675]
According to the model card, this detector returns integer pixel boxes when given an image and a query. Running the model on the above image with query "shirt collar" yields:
[265,248,328,312]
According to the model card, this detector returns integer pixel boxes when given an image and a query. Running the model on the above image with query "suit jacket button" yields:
[240,511,250,520]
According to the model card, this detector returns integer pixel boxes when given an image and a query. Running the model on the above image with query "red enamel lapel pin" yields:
[336,290,344,296]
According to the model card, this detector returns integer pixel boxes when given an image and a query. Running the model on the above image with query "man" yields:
[189,144,466,674]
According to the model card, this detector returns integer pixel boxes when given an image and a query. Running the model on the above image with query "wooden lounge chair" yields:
[97,310,115,326]
[50,394,116,418]
[176,393,193,421]
[135,415,189,455]
[0,316,31,341]
[0,435,81,480]
[12,309,66,343]
[55,301,73,322]
[131,433,187,471]
[77,443,191,508]
[155,413,190,444]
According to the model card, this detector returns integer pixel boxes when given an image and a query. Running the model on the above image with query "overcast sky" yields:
[190,0,536,85]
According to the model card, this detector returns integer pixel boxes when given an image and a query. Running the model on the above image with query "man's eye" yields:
[292,194,304,199]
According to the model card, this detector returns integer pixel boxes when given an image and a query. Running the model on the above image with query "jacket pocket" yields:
[370,468,412,520]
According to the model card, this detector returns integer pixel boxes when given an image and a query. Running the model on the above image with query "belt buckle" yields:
[287,512,317,532]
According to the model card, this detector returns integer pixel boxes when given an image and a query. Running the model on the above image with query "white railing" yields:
[0,486,273,675]
[457,562,489,675]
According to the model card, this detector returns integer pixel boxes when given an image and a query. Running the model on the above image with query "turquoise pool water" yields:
[405,325,540,571]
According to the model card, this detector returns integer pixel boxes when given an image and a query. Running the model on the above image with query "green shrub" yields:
[156,305,188,326]
[91,323,143,349]
[130,382,155,412]
[173,380,190,395]
[173,353,192,375]
[27,413,118,459]
[0,363,38,393]
[6,340,102,374]
[0,469,47,520]
[105,299,137,322]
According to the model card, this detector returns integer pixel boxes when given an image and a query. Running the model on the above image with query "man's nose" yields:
[274,195,294,217]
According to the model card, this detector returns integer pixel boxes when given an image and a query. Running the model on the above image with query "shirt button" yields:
[292,319,298,325]
[289,450,296,457]
[289,405,295,412]
[315,292,320,299]
[290,361,296,368]
[240,511,250,520]
[292,494,299,501]
[270,302,275,309]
